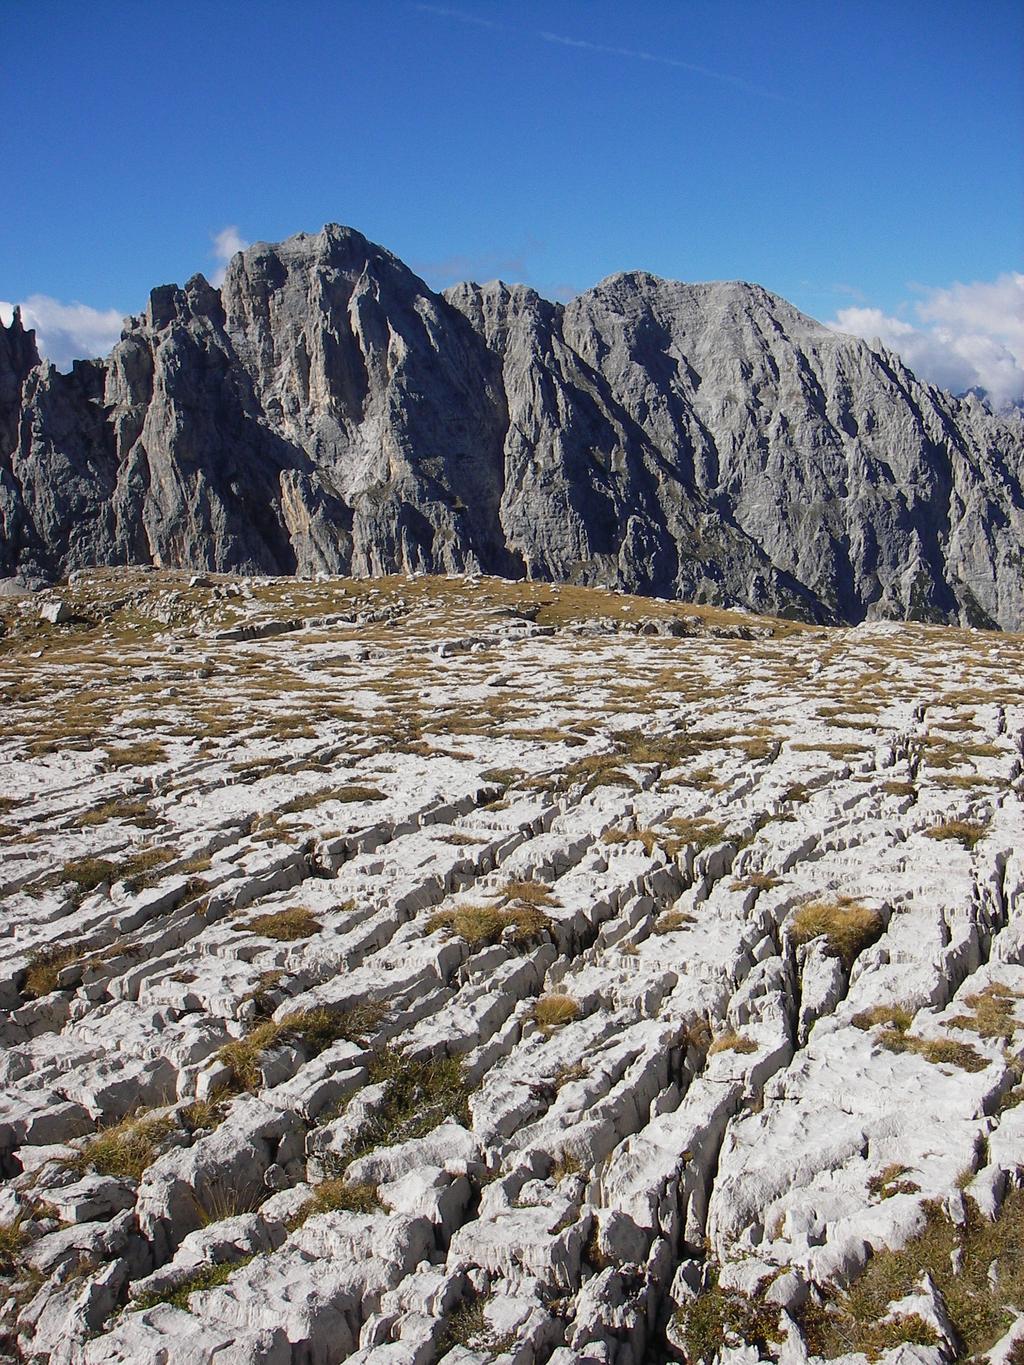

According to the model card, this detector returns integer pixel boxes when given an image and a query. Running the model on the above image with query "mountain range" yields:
[2,222,1022,628]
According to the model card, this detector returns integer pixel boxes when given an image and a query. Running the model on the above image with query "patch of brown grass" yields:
[63,1112,175,1181]
[788,897,883,968]
[708,1030,757,1055]
[925,819,989,851]
[533,994,580,1031]
[217,1003,385,1091]
[246,906,322,942]
[427,902,552,949]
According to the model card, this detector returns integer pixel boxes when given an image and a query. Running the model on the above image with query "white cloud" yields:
[210,225,249,286]
[0,295,124,372]
[826,272,1024,411]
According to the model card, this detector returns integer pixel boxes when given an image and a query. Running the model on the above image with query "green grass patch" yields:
[217,1003,385,1091]
[334,1049,472,1167]
[286,1179,379,1229]
[63,1112,175,1181]
[796,1191,1024,1357]
[132,1257,253,1312]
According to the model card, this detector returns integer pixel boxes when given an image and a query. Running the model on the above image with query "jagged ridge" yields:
[1,223,1022,627]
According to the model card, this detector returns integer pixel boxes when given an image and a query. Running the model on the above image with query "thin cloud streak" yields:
[537,29,783,98]
[413,2,784,100]
[414,4,508,31]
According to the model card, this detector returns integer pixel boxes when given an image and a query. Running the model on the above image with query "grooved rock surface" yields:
[2,224,1022,626]
[1,569,1023,1363]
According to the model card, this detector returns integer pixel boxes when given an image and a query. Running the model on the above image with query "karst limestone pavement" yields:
[0,570,1023,1364]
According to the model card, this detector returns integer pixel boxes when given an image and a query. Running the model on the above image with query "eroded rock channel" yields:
[1,570,1022,1365]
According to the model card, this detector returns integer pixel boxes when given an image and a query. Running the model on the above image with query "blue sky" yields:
[2,0,1022,399]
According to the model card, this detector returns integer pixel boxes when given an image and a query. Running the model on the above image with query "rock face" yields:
[2,224,1023,626]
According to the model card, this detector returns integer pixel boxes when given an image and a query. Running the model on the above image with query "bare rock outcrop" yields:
[2,224,1022,626]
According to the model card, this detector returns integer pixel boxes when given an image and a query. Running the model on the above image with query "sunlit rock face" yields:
[2,224,1023,626]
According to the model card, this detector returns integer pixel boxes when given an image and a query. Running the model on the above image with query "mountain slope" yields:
[1,223,1022,627]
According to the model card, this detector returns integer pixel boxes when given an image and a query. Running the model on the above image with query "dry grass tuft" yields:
[949,982,1023,1041]
[708,1030,758,1056]
[22,942,88,998]
[729,872,780,893]
[217,1003,385,1091]
[105,740,167,768]
[533,994,580,1031]
[654,910,696,934]
[427,902,552,949]
[925,819,989,851]
[63,1112,175,1181]
[499,879,559,907]
[866,1162,921,1200]
[851,1003,914,1033]
[788,897,883,968]
[0,1218,28,1272]
[246,906,322,942]
[287,1178,379,1229]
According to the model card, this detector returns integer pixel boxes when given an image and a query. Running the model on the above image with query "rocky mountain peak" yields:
[1,222,1022,628]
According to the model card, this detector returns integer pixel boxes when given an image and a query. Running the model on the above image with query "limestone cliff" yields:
[2,224,1022,626]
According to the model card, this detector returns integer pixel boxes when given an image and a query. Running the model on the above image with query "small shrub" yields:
[533,994,579,1031]
[241,969,287,1018]
[788,897,883,968]
[120,846,174,893]
[63,1112,175,1181]
[708,1030,757,1055]
[436,1298,490,1355]
[480,767,523,786]
[554,1061,588,1089]
[925,819,989,851]
[551,1152,583,1182]
[246,906,322,942]
[673,1269,783,1363]
[338,1049,472,1164]
[60,856,117,897]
